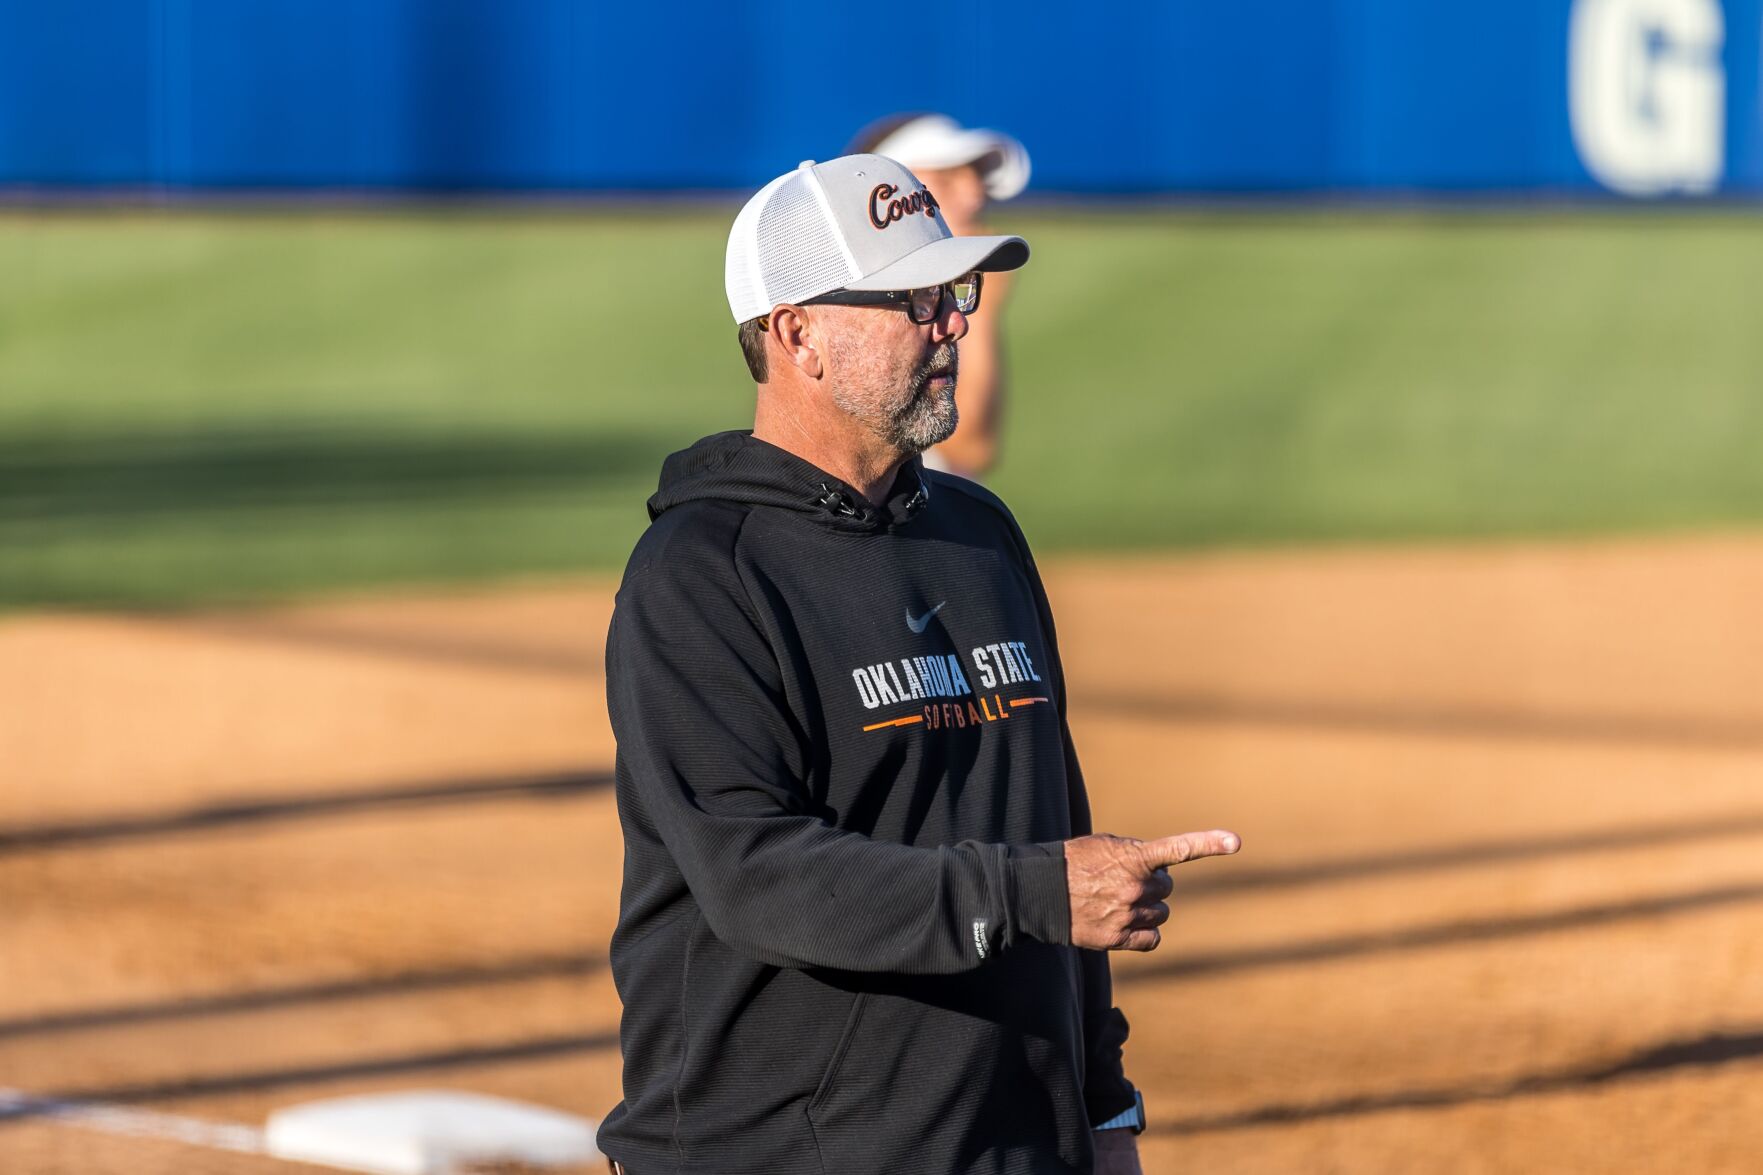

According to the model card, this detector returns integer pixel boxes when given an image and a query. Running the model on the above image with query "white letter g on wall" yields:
[1570,0,1725,196]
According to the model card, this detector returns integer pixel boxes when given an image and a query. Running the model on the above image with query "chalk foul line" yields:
[0,1087,265,1154]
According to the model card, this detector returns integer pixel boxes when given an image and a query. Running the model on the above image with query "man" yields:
[846,113,1032,480]
[598,155,1240,1175]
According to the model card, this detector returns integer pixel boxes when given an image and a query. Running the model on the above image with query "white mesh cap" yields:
[725,155,1029,324]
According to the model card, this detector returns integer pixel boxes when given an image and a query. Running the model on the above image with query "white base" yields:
[264,1090,600,1175]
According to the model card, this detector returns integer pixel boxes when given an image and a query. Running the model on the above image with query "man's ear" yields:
[767,305,824,380]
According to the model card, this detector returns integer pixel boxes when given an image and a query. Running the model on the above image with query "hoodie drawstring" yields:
[815,483,863,519]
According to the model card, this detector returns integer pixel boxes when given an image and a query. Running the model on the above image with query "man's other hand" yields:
[1093,1127,1145,1174]
[1064,829,1240,951]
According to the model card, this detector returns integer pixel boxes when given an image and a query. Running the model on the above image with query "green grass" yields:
[998,209,1763,553]
[5,207,1763,608]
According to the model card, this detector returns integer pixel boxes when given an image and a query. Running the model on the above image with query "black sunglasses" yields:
[799,271,983,325]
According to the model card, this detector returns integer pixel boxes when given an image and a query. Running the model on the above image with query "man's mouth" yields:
[919,355,958,387]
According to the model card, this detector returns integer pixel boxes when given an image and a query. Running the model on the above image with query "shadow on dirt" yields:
[8,875,1760,1047]
[1185,809,1763,895]
[148,612,604,677]
[1118,880,1763,986]
[1154,1029,1763,1133]
[8,1017,1760,1128]
[0,1030,621,1122]
[0,768,612,854]
[0,950,609,1043]
[1083,688,1763,751]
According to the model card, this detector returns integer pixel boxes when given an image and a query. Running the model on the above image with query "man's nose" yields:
[933,304,969,343]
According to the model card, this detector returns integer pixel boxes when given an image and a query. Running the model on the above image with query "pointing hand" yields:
[1064,829,1241,951]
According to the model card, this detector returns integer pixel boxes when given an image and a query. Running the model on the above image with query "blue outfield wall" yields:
[0,0,1759,196]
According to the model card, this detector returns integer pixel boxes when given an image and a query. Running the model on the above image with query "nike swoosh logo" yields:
[906,602,946,634]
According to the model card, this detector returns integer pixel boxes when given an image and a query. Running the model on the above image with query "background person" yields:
[847,113,1032,480]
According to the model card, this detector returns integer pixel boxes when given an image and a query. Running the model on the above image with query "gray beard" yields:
[887,371,959,453]
[875,344,961,453]
[828,343,961,455]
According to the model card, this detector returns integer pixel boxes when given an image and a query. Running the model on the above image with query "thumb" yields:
[1139,829,1241,870]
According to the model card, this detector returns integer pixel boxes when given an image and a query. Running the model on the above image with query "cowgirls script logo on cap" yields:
[868,183,941,230]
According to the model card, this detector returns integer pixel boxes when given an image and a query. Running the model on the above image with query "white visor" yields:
[868,115,1031,201]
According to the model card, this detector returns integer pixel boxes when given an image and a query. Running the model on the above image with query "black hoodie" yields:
[598,431,1136,1175]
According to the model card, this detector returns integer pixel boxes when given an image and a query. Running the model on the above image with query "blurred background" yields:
[5,2,1763,1173]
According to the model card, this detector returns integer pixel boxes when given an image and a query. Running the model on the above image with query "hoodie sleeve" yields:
[606,508,1071,975]
[1062,720,1139,1126]
[996,503,1140,1126]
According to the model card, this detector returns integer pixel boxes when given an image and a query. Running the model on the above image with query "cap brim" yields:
[843,234,1029,292]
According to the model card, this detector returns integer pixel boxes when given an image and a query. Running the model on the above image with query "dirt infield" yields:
[5,535,1763,1174]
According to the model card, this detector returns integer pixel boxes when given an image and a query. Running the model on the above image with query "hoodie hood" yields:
[647,431,930,532]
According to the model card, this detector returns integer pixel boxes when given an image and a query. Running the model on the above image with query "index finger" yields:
[1139,829,1241,870]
